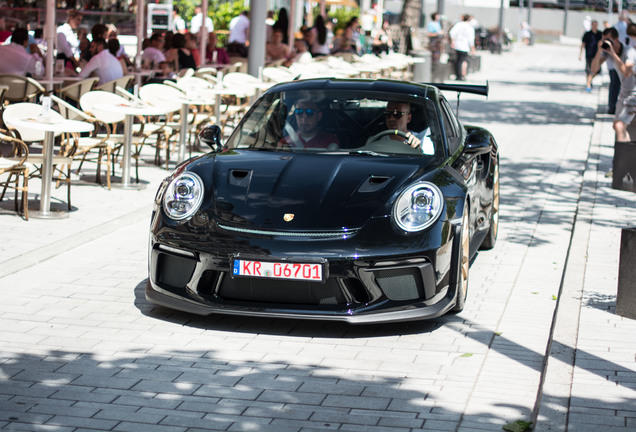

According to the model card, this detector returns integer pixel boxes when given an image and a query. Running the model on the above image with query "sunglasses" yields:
[294,108,316,117]
[385,110,409,119]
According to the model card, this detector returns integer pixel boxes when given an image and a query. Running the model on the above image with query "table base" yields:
[28,210,70,219]
[110,182,147,190]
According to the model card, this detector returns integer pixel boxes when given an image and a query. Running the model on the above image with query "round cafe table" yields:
[9,115,94,218]
[95,101,169,188]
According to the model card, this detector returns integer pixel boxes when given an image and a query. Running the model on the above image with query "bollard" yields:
[612,141,636,193]
[616,227,636,319]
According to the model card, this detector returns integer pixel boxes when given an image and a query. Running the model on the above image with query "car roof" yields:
[266,78,439,101]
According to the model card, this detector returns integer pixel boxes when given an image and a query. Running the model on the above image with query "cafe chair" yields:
[0,74,45,104]
[0,85,8,107]
[194,67,218,79]
[261,66,297,83]
[55,77,99,106]
[115,86,170,168]
[94,74,134,93]
[80,90,155,183]
[2,103,73,210]
[50,94,113,189]
[0,129,30,220]
[139,83,192,168]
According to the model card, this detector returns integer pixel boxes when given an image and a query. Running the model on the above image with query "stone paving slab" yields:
[0,42,634,432]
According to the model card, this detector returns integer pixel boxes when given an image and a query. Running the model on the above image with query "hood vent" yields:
[358,175,393,193]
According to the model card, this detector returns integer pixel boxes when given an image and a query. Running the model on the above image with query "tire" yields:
[451,207,470,313]
[480,162,499,250]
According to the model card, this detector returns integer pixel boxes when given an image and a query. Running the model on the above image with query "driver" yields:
[280,99,340,149]
[384,101,435,154]
[384,101,423,148]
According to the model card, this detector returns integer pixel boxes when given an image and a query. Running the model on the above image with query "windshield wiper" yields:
[352,150,388,157]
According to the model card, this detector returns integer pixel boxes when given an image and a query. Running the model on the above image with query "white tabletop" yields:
[95,102,169,116]
[12,115,94,133]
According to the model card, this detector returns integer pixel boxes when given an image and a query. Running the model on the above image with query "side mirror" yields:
[198,125,223,152]
[464,129,491,156]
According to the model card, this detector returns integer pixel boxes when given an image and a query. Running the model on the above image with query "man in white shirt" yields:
[142,32,166,68]
[228,10,250,57]
[57,9,82,69]
[190,6,213,35]
[79,38,123,85]
[172,6,186,34]
[0,28,39,76]
[449,14,475,81]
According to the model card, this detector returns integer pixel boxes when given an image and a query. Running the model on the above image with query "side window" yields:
[440,98,462,154]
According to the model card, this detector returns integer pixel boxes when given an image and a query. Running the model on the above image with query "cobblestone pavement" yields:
[0,42,635,431]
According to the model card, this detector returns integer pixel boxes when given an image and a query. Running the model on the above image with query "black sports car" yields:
[146,78,499,324]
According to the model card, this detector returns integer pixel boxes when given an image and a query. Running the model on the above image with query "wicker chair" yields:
[51,94,113,189]
[0,74,45,104]
[94,75,134,93]
[2,103,73,210]
[0,129,29,220]
[55,77,99,106]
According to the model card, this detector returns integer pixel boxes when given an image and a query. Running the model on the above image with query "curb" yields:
[532,99,612,430]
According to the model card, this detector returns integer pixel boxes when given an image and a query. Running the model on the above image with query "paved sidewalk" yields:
[535,88,636,431]
[0,43,635,432]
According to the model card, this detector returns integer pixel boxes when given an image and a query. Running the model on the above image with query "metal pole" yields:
[136,0,145,68]
[288,0,297,52]
[45,0,55,89]
[200,0,208,65]
[498,0,504,47]
[247,0,267,77]
[563,0,569,36]
[437,0,444,17]
[40,131,54,215]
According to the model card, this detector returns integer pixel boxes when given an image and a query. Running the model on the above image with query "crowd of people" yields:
[0,6,401,82]
[582,10,636,142]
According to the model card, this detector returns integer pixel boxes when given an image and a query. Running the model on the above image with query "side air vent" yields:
[229,170,252,187]
[358,175,393,193]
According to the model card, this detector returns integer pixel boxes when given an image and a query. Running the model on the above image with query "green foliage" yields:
[212,0,246,31]
[328,7,360,32]
[170,0,244,31]
[172,0,195,24]
[502,420,533,432]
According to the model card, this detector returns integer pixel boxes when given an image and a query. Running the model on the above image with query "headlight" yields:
[162,172,204,221]
[392,182,443,232]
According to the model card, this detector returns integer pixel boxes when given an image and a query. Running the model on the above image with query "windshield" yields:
[224,88,442,156]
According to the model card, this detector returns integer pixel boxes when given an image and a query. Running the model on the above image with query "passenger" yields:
[280,99,340,149]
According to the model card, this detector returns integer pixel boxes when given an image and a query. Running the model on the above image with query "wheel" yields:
[366,129,409,144]
[452,206,470,313]
[480,162,499,250]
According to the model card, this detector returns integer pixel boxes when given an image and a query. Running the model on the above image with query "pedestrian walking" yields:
[580,19,602,92]
[449,14,476,81]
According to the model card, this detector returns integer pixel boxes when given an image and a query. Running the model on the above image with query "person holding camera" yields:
[592,27,636,141]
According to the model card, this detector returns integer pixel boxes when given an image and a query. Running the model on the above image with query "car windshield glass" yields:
[224,88,441,156]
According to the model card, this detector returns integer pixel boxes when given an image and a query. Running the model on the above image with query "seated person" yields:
[365,101,434,155]
[280,99,340,149]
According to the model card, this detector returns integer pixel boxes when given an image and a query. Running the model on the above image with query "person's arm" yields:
[590,39,606,75]
[607,44,633,78]
[78,56,98,78]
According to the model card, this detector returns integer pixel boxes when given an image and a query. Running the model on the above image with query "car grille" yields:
[374,268,426,301]
[217,223,358,239]
[216,275,346,305]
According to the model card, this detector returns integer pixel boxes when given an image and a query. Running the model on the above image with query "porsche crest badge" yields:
[283,213,295,222]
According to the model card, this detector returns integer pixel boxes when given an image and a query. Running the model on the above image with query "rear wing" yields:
[424,81,489,117]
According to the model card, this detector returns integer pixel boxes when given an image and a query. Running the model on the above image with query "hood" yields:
[208,151,436,231]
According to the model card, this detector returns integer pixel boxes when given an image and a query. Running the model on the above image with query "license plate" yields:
[232,259,323,282]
